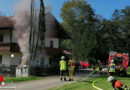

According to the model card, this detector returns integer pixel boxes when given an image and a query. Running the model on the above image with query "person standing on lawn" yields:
[68,57,75,81]
[98,60,103,75]
[59,56,67,81]
[108,59,116,76]
[108,76,130,90]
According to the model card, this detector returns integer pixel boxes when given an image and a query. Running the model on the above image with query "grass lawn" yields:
[4,76,46,83]
[50,67,130,90]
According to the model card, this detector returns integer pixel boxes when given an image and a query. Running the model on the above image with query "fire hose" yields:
[92,79,103,90]
[77,69,97,82]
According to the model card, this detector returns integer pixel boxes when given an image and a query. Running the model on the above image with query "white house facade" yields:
[0,12,71,73]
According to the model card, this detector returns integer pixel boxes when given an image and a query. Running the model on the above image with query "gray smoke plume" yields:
[11,0,32,68]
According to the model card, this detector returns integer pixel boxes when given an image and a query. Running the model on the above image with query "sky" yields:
[0,0,130,22]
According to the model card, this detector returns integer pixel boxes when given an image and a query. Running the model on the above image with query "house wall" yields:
[45,37,59,48]
[30,49,50,67]
[0,29,17,43]
[29,37,59,67]
[12,32,17,43]
[0,30,10,42]
[10,54,21,65]
[44,55,49,67]
[0,30,59,68]
[0,54,21,66]
[1,54,10,66]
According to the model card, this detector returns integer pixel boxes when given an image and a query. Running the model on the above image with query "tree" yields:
[61,0,98,61]
[99,6,130,58]
[33,0,46,60]
[39,0,46,44]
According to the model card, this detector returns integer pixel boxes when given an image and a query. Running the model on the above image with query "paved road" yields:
[15,73,87,90]
[15,76,68,90]
[2,68,107,90]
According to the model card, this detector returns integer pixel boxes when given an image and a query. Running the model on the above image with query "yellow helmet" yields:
[111,59,114,63]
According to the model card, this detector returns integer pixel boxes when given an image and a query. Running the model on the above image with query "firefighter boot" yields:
[64,78,66,81]
[60,77,62,81]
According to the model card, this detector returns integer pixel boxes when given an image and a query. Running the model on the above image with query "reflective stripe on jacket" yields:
[60,60,66,70]
[114,80,129,90]
[68,60,75,70]
[109,63,116,72]
[98,62,103,68]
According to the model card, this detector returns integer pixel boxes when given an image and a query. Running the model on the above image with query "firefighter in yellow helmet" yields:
[108,59,116,76]
[59,56,67,81]
[68,57,75,81]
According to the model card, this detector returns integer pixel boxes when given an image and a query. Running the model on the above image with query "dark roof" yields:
[44,47,62,56]
[45,12,71,39]
[0,16,14,29]
[44,47,72,56]
[0,13,71,39]
[63,50,72,55]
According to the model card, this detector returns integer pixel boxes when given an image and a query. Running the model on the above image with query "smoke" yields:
[11,0,32,68]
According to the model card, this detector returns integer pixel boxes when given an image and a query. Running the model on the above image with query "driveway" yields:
[1,68,107,90]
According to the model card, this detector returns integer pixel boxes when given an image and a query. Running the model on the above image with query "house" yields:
[0,12,71,75]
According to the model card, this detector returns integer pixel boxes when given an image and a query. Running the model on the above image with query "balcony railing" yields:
[0,42,20,53]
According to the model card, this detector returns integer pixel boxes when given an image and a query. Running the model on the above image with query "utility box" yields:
[16,68,22,77]
[16,65,29,77]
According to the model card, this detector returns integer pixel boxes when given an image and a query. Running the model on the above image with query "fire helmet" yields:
[98,60,100,62]
[108,76,115,82]
[61,56,65,60]
[111,59,114,63]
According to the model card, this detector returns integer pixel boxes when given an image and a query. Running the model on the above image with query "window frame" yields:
[0,34,3,42]
[0,55,2,64]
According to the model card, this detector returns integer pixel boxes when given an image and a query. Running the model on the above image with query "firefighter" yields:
[98,60,103,75]
[108,59,116,76]
[92,59,96,70]
[59,56,67,81]
[108,76,130,90]
[68,57,75,81]
[119,65,124,75]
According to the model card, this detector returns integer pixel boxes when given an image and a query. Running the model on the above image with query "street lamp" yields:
[11,54,14,58]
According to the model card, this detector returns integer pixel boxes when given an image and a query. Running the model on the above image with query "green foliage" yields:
[50,75,130,90]
[100,6,130,55]
[4,76,45,83]
[61,0,130,63]
[60,40,72,51]
[61,0,99,61]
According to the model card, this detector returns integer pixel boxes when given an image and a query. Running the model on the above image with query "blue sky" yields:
[0,0,130,22]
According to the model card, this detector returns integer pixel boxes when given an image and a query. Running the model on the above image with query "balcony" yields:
[0,42,20,53]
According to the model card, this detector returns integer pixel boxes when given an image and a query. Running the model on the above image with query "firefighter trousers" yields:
[69,70,74,80]
[60,70,66,81]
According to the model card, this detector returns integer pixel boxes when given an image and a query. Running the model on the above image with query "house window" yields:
[50,41,54,48]
[0,55,2,64]
[40,57,44,67]
[49,57,53,65]
[0,35,3,42]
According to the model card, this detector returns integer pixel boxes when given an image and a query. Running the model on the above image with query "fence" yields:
[0,65,16,77]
